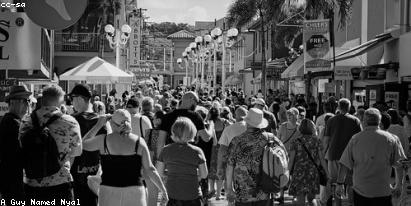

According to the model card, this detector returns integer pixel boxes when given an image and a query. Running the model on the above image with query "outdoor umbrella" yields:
[60,56,134,84]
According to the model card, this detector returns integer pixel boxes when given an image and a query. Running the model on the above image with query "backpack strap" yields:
[135,136,140,154]
[104,135,110,155]
[44,113,63,128]
[139,116,144,138]
[283,128,297,144]
[147,129,153,149]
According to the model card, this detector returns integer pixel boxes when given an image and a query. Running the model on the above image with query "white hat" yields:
[254,98,266,106]
[244,108,268,129]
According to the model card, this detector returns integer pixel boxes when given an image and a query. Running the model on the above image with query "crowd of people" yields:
[0,83,410,206]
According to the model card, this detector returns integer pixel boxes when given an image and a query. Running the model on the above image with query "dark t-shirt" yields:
[159,109,205,144]
[0,112,24,199]
[324,113,362,161]
[71,112,107,185]
[159,143,206,200]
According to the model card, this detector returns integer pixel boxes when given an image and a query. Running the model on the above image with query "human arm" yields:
[67,117,83,164]
[140,138,168,200]
[217,145,228,179]
[198,120,214,142]
[391,136,407,194]
[157,130,167,160]
[81,115,108,151]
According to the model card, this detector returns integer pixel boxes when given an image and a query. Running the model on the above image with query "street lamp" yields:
[105,23,132,69]
[210,27,239,94]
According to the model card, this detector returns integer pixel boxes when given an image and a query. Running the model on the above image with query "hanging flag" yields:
[303,19,332,73]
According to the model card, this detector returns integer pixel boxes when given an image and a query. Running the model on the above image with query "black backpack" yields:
[21,112,63,179]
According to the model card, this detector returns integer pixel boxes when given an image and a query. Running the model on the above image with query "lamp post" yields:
[211,27,239,94]
[105,24,132,69]
[211,27,222,94]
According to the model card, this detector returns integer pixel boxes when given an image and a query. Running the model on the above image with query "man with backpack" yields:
[226,108,288,206]
[0,85,32,202]
[69,84,108,206]
[19,84,82,204]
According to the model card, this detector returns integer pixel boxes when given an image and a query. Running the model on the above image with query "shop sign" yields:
[318,79,328,93]
[129,15,141,67]
[303,19,332,73]
[0,12,41,71]
[334,68,353,80]
[0,77,18,116]
[385,91,399,109]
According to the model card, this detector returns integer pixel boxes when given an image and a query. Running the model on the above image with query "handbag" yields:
[296,138,327,186]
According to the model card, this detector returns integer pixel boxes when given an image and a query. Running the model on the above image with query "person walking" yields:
[253,98,277,135]
[82,109,168,206]
[288,119,327,206]
[336,108,406,206]
[217,106,248,183]
[0,85,32,202]
[208,107,231,200]
[156,117,208,206]
[70,84,108,206]
[19,85,82,205]
[387,109,409,157]
[226,108,283,206]
[323,98,362,206]
[157,91,214,160]
[126,97,152,139]
[144,110,167,206]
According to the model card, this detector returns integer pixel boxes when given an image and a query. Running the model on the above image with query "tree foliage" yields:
[147,22,195,37]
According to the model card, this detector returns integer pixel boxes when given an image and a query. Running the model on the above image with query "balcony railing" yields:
[54,33,113,52]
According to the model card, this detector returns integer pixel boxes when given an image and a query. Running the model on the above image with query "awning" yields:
[225,74,242,85]
[334,29,399,62]
[60,56,134,84]
[281,55,304,79]
[6,63,58,82]
[281,46,366,79]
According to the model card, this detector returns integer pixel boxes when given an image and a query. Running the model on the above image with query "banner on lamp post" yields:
[303,19,332,73]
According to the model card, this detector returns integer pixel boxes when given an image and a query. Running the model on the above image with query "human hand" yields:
[160,191,169,205]
[97,114,110,128]
[391,184,402,198]
[334,184,346,199]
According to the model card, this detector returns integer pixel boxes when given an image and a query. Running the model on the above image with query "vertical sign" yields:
[129,15,140,67]
[303,19,332,73]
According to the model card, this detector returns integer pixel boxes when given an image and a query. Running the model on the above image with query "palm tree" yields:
[227,0,354,95]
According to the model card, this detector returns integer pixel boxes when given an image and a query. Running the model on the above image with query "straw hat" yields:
[244,108,268,129]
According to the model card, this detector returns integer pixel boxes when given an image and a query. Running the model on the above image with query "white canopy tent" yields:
[60,56,134,84]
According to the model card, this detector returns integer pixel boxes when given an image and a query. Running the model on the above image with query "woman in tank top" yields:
[82,109,168,206]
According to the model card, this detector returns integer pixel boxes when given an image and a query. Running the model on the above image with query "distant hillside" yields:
[147,22,195,37]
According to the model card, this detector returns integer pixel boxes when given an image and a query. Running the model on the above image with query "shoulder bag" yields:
[296,138,327,186]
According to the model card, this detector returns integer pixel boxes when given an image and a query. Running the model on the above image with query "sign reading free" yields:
[303,19,332,73]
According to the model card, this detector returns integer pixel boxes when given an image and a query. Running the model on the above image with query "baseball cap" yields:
[70,84,91,98]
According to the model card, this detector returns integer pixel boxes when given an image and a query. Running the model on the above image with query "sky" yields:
[138,0,233,25]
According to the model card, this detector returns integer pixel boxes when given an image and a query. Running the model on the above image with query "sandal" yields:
[206,190,216,199]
